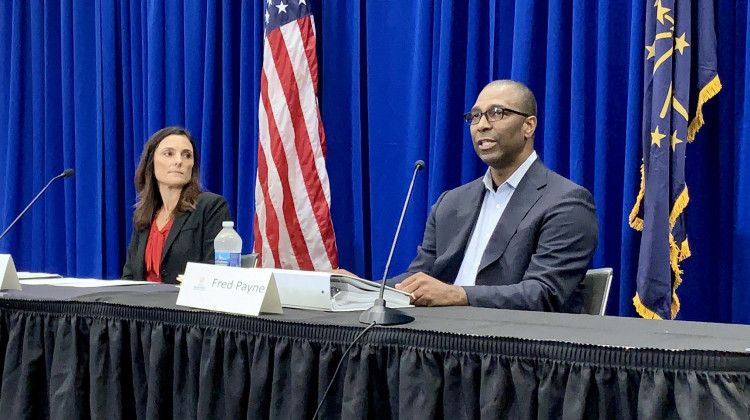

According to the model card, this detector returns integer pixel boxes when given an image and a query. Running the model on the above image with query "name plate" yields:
[0,254,21,291]
[176,262,282,316]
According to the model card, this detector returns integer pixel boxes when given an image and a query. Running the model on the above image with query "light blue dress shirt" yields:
[454,151,538,286]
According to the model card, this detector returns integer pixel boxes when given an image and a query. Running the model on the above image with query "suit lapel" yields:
[477,159,547,273]
[439,179,485,272]
[135,228,150,278]
[162,212,189,262]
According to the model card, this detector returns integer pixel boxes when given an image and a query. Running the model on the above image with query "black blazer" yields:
[392,159,599,313]
[122,192,233,284]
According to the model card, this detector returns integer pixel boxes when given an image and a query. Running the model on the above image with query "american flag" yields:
[254,0,338,270]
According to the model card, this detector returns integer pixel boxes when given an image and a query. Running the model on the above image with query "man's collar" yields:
[482,151,538,191]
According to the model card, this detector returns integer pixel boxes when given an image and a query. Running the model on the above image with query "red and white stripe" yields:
[254,14,338,271]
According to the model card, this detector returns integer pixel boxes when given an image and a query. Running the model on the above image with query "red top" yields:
[144,217,174,283]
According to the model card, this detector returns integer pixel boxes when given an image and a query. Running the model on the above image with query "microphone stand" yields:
[0,169,75,241]
[359,160,424,325]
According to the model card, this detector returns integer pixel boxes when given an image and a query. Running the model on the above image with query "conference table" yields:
[0,283,748,419]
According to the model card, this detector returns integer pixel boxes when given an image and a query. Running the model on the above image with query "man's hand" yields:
[395,272,468,306]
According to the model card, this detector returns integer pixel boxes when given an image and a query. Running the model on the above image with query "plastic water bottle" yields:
[214,221,242,267]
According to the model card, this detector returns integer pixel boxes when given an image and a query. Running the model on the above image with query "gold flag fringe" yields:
[629,165,646,231]
[633,293,663,319]
[687,75,722,143]
[668,233,684,319]
[679,237,691,260]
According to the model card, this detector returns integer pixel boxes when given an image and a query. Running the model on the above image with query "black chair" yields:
[581,268,613,315]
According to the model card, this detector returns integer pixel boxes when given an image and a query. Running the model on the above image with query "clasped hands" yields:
[331,269,467,307]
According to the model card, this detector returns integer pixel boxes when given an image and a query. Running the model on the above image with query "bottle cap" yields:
[222,221,234,228]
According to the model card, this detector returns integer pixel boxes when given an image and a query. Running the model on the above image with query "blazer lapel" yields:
[438,179,485,274]
[134,228,150,279]
[477,159,547,273]
[162,212,189,262]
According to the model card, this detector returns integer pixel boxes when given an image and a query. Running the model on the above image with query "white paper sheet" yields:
[19,278,150,287]
[17,272,62,279]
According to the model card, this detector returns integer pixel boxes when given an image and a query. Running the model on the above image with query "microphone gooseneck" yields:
[379,160,424,292]
[359,160,425,326]
[0,169,75,241]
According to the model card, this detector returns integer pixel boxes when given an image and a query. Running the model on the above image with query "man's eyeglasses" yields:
[463,106,532,125]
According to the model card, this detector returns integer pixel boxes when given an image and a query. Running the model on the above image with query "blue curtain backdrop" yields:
[0,0,745,323]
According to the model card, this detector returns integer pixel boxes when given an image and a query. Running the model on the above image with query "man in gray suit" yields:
[392,80,598,313]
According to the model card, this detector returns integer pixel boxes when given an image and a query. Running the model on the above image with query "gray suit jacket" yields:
[122,192,232,284]
[393,159,598,313]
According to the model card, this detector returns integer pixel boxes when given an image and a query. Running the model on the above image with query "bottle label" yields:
[215,252,241,267]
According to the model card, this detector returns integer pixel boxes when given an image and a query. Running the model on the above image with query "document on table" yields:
[19,278,150,287]
[17,272,63,279]
[265,269,413,311]
[329,274,413,311]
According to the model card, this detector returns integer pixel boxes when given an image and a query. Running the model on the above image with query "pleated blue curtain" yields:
[1,0,748,323]
[717,0,748,324]
[0,0,99,277]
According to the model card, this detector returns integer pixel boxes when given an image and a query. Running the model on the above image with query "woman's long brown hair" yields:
[133,127,202,231]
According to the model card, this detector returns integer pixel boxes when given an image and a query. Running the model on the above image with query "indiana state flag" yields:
[629,0,721,320]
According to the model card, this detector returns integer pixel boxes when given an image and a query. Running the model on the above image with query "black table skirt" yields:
[0,285,748,419]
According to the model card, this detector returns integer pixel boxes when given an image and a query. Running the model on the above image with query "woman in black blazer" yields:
[122,127,232,284]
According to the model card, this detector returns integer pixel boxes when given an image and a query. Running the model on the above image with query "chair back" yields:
[241,253,259,268]
[581,268,613,315]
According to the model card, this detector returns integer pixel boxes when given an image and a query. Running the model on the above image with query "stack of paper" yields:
[330,274,412,311]
[266,269,413,312]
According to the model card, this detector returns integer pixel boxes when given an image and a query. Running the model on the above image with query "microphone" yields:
[359,160,424,325]
[0,169,75,241]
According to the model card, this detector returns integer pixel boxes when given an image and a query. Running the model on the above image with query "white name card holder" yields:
[176,262,283,316]
[0,254,21,291]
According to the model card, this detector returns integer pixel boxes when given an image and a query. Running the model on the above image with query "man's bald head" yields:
[480,80,537,117]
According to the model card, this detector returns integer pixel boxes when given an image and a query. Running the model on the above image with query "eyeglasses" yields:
[463,106,531,125]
